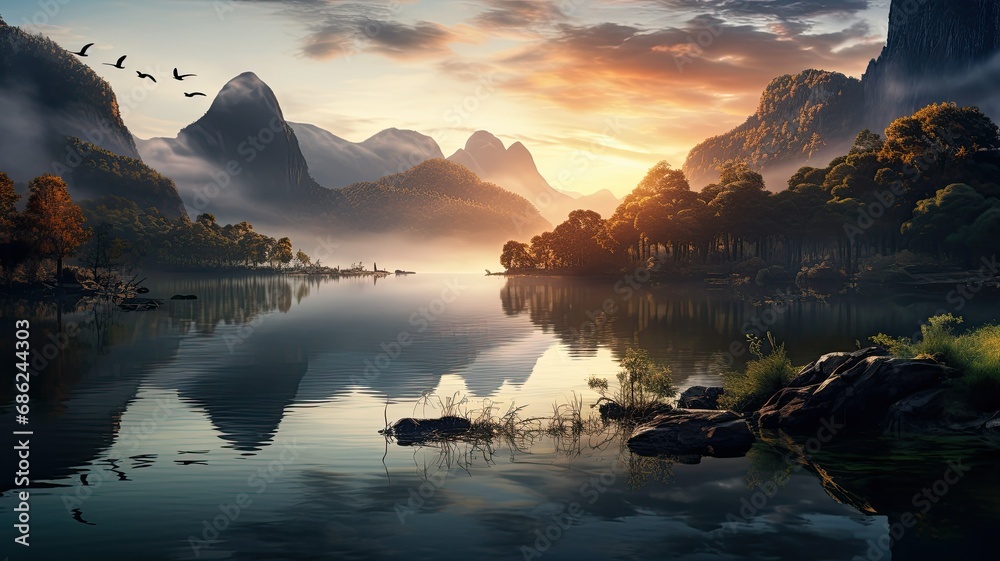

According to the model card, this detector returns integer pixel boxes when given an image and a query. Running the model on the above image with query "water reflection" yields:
[1,273,998,560]
[500,275,1000,384]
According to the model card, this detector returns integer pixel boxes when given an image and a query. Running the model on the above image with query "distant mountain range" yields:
[0,13,611,239]
[289,123,619,223]
[447,131,620,223]
[137,72,549,240]
[289,123,444,188]
[684,0,1000,188]
[0,16,185,217]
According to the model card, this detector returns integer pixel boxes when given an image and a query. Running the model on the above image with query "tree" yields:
[0,172,17,235]
[273,237,293,269]
[0,172,29,284]
[22,174,90,285]
[880,103,1000,170]
[850,129,884,155]
[295,249,312,267]
[500,240,534,270]
[903,183,1000,263]
[82,222,128,288]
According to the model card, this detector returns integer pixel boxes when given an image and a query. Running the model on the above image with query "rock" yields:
[136,287,150,294]
[380,416,471,445]
[170,294,197,300]
[755,350,951,435]
[677,386,724,410]
[627,410,755,458]
[786,347,889,389]
[598,400,626,419]
[596,400,672,422]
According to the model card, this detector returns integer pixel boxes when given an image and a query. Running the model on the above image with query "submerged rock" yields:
[677,386,724,410]
[380,416,472,445]
[627,410,755,458]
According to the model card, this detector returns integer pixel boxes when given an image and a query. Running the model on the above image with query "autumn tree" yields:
[22,174,90,285]
[880,103,1000,170]
[0,172,30,283]
[500,240,534,270]
[0,172,17,235]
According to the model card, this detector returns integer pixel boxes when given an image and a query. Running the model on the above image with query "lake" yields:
[2,273,1000,560]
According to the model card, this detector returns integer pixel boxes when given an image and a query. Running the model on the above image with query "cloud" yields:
[648,0,871,20]
[472,0,568,29]
[489,17,882,113]
[216,0,475,61]
[302,19,468,60]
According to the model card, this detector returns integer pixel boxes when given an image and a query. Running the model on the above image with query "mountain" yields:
[684,0,1000,188]
[291,123,444,188]
[0,16,185,217]
[136,72,351,226]
[683,70,863,189]
[339,158,550,239]
[448,131,620,222]
[863,0,1000,131]
[139,73,547,241]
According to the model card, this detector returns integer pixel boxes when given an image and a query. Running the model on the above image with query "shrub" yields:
[588,348,676,416]
[755,265,792,287]
[733,257,768,278]
[719,333,798,413]
[795,262,847,290]
[871,315,1000,410]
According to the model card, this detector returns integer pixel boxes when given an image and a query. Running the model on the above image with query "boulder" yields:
[677,386,724,410]
[380,416,472,445]
[755,349,951,435]
[627,410,755,458]
[786,347,889,389]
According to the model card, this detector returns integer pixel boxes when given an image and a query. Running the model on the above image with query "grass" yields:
[872,314,1000,410]
[587,348,676,421]
[719,333,798,413]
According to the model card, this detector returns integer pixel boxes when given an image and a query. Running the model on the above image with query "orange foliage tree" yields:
[22,174,90,284]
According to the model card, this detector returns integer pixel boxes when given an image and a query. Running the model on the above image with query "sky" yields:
[2,0,893,196]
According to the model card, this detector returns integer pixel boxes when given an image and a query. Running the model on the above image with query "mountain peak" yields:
[211,71,283,121]
[465,130,505,152]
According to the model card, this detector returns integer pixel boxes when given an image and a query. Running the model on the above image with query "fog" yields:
[250,227,509,274]
[0,87,54,181]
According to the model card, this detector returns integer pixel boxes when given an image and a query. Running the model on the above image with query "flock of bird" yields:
[70,42,206,98]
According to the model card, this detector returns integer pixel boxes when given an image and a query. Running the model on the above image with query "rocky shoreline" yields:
[626,347,1000,459]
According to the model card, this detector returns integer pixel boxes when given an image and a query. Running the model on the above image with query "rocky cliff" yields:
[683,0,1000,188]
[863,0,1000,131]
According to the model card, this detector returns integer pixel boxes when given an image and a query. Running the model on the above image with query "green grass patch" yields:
[872,314,1000,410]
[719,333,798,413]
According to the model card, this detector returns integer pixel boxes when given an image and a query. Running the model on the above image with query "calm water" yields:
[2,273,1000,561]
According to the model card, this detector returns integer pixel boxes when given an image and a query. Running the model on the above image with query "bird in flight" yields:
[173,68,197,80]
[184,92,207,97]
[137,71,156,83]
[71,43,94,57]
[104,55,127,69]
